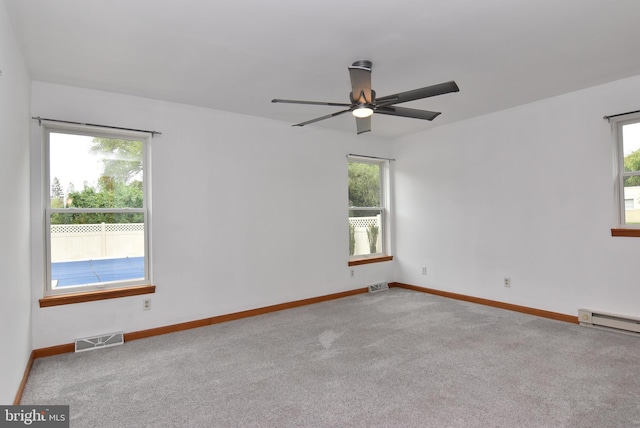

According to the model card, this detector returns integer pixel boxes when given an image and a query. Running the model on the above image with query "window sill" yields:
[348,255,393,266]
[611,228,640,237]
[39,284,156,308]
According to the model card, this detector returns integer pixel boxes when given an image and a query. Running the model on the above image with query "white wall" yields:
[0,0,32,404]
[392,74,640,317]
[30,82,395,348]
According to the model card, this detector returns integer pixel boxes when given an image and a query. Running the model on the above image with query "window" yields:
[625,199,635,210]
[611,114,640,228]
[45,124,150,295]
[348,156,390,262]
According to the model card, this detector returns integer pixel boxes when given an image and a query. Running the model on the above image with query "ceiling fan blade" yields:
[376,81,459,106]
[348,60,373,104]
[355,117,371,135]
[292,108,352,127]
[375,106,441,121]
[272,99,352,107]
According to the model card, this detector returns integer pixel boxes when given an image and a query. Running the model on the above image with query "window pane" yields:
[50,133,144,209]
[623,176,640,225]
[622,123,640,173]
[349,209,382,256]
[50,212,145,288]
[348,162,380,207]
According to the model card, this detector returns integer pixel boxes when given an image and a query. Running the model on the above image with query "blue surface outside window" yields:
[51,256,144,287]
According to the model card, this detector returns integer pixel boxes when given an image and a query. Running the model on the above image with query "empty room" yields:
[2,1,640,426]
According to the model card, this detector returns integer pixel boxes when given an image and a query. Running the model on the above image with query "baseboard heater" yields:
[578,309,640,336]
[75,332,124,352]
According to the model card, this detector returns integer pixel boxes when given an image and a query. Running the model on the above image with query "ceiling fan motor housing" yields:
[351,60,372,70]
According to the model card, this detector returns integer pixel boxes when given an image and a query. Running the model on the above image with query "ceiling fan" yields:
[272,60,459,134]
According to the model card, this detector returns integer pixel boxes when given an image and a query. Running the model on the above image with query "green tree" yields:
[624,149,640,186]
[50,176,71,223]
[367,224,379,254]
[50,176,65,210]
[51,177,63,199]
[90,137,143,184]
[50,138,145,225]
[349,223,355,256]
[61,181,143,224]
[348,162,380,208]
[50,211,72,225]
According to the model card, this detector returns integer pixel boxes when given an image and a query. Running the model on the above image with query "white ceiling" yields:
[6,0,640,138]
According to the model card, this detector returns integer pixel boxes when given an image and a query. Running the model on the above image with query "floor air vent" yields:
[578,309,640,336]
[75,332,124,352]
[368,282,389,293]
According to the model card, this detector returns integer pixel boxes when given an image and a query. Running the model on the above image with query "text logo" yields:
[0,406,69,428]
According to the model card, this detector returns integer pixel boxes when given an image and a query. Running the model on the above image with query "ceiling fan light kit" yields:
[272,60,459,134]
[352,105,374,118]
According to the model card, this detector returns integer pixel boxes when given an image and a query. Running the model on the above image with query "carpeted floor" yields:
[21,288,640,427]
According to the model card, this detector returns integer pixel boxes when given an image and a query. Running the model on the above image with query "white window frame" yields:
[348,155,390,259]
[611,112,640,229]
[43,122,151,295]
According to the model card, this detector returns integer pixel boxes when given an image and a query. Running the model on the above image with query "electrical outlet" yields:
[421,266,427,275]
[143,298,151,310]
[503,277,511,288]
[350,269,355,278]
